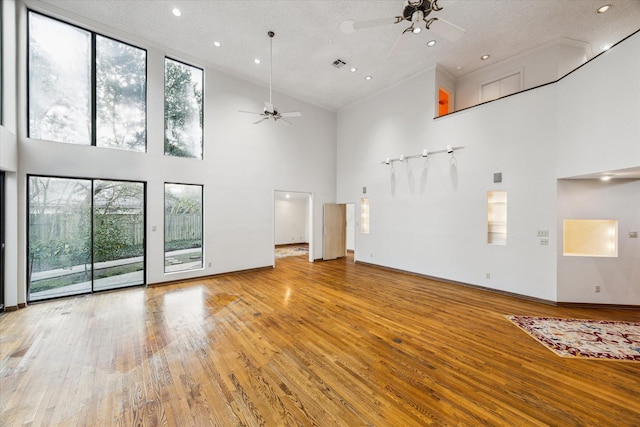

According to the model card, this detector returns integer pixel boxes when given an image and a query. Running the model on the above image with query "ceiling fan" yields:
[239,31,301,126]
[341,0,465,58]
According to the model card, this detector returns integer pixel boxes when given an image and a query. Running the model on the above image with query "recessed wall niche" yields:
[360,197,370,234]
[487,191,507,245]
[563,219,618,257]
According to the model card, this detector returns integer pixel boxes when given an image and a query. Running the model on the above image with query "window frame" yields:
[26,173,147,302]
[163,56,205,159]
[27,10,148,151]
[163,182,204,273]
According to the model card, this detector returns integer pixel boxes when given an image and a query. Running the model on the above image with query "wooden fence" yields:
[29,213,201,245]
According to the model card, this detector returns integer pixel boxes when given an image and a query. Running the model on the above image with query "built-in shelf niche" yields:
[360,197,370,234]
[487,190,507,245]
[563,219,618,257]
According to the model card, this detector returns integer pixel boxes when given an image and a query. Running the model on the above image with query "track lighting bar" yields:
[381,145,464,165]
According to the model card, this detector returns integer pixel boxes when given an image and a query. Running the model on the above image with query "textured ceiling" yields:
[36,0,640,111]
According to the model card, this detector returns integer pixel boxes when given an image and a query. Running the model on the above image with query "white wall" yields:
[456,39,589,111]
[337,32,640,303]
[338,67,558,301]
[1,0,18,170]
[275,197,308,245]
[557,179,640,304]
[556,34,640,178]
[1,0,19,309]
[10,1,337,304]
[346,203,354,251]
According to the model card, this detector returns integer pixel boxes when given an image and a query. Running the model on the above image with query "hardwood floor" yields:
[1,254,639,426]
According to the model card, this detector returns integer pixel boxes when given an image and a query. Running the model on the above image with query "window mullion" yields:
[91,32,97,146]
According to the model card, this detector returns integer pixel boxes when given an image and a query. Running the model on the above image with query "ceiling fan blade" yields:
[264,101,275,114]
[239,110,263,115]
[280,111,301,118]
[342,16,403,34]
[253,117,269,125]
[277,118,292,127]
[386,30,411,60]
[429,18,465,42]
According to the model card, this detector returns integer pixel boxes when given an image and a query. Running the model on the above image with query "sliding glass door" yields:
[93,180,145,291]
[28,176,145,301]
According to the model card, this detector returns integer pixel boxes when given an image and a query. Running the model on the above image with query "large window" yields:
[164,58,203,159]
[28,176,145,301]
[28,13,91,144]
[164,183,203,272]
[28,12,146,151]
[96,36,146,151]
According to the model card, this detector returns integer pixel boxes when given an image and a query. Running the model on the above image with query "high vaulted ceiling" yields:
[37,0,640,111]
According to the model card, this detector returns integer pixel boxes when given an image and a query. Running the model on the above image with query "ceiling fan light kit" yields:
[238,31,301,126]
[342,0,466,58]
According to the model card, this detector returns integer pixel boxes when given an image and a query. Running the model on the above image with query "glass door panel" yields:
[93,180,145,291]
[28,176,92,301]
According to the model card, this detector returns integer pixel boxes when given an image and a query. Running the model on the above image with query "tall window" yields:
[28,12,147,151]
[28,176,145,301]
[164,58,203,159]
[164,183,203,272]
[29,13,91,144]
[96,36,146,151]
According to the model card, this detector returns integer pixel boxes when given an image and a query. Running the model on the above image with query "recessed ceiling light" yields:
[596,4,612,14]
[365,75,373,81]
[213,41,221,47]
[328,39,334,44]
[412,27,422,34]
[254,58,261,64]
[426,40,437,47]
[350,67,357,73]
[602,44,612,51]
[285,194,291,198]
[600,175,613,181]
[456,65,463,70]
[481,54,490,60]
[172,8,181,17]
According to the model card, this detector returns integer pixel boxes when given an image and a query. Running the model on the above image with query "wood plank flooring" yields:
[1,254,639,426]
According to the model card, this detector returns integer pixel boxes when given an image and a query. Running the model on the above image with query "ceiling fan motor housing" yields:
[403,0,440,20]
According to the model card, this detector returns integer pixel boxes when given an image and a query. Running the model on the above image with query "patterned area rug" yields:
[275,245,309,259]
[506,316,640,362]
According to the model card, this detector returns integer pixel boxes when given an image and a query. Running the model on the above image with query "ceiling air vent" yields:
[332,59,347,69]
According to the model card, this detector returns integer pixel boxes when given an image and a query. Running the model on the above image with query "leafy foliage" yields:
[164,59,203,158]
[96,36,146,151]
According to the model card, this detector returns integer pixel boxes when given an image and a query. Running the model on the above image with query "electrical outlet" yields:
[208,262,212,268]
[486,273,491,279]
[595,285,601,293]
[540,239,549,245]
[537,230,549,237]
[630,231,638,238]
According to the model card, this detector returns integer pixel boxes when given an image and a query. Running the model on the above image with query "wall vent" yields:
[332,59,347,69]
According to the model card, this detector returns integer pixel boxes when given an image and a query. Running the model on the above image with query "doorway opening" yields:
[274,190,313,264]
